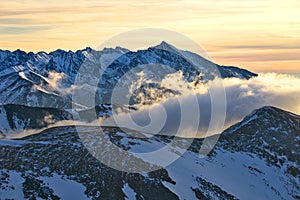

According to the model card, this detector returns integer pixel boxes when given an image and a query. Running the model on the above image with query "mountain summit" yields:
[153,41,178,52]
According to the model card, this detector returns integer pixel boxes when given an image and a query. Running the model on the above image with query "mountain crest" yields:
[153,41,178,51]
[224,106,300,136]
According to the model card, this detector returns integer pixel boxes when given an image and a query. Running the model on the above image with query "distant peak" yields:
[155,41,174,48]
[13,49,26,54]
[115,46,130,53]
[153,41,177,50]
[83,47,93,52]
[101,46,130,53]
[52,48,67,54]
[160,41,170,45]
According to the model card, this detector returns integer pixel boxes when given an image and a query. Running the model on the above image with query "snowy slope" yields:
[0,43,257,108]
[0,106,298,199]
[154,41,257,80]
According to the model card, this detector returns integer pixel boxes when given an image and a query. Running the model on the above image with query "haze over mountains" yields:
[0,42,299,199]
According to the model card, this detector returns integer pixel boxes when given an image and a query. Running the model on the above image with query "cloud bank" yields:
[5,72,300,139]
[101,73,300,138]
[222,73,300,126]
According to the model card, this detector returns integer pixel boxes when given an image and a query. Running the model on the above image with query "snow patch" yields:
[122,183,136,200]
[42,173,90,200]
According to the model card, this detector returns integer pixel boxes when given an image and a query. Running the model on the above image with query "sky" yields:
[0,0,299,73]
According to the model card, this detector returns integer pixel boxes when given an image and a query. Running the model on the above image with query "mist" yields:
[3,72,300,139]
[222,73,300,126]
[101,73,300,138]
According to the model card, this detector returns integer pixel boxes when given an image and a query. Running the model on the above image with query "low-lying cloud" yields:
[222,73,300,125]
[101,73,300,138]
[5,72,300,139]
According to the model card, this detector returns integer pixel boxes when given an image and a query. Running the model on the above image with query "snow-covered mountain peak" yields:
[153,41,178,51]
[12,49,26,54]
[101,46,130,54]
[219,106,300,180]
[223,105,300,136]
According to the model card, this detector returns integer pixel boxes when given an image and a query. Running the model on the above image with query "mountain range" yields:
[0,42,299,199]
[0,42,256,109]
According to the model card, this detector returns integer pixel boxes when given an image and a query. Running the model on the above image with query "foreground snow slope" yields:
[0,106,299,199]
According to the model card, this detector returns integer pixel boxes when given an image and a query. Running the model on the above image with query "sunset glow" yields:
[1,0,299,72]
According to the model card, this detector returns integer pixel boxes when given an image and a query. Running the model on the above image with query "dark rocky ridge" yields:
[0,106,299,199]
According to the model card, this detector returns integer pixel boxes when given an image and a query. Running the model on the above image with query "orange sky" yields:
[0,0,299,73]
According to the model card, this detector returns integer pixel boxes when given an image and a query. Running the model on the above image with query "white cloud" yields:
[222,73,300,126]
[10,72,300,139]
[46,71,65,90]
[101,72,300,138]
[37,71,77,95]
